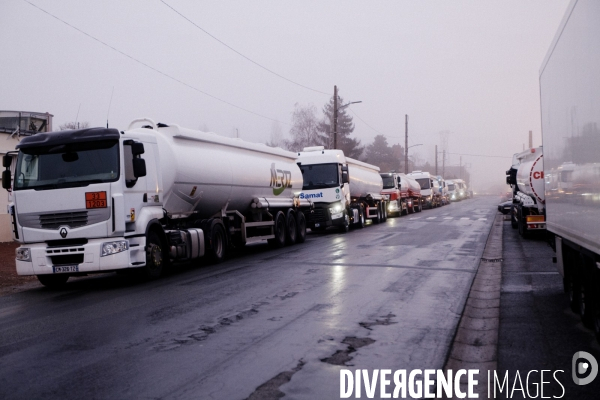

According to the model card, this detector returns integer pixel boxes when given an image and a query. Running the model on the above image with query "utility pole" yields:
[442,150,446,177]
[333,85,338,149]
[404,115,408,174]
[435,145,438,175]
[528,130,532,148]
[460,155,462,179]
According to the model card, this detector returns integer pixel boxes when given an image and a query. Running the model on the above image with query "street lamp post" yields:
[332,85,361,149]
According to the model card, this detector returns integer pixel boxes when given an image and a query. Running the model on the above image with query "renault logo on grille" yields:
[59,227,68,238]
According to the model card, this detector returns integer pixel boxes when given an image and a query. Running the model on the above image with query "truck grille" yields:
[40,212,88,229]
[18,208,110,230]
[50,254,84,265]
[307,208,328,224]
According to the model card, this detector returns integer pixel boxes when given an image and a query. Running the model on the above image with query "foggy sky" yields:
[0,0,569,191]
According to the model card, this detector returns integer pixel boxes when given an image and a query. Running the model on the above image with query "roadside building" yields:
[0,111,54,242]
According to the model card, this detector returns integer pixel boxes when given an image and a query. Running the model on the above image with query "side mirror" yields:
[2,170,11,190]
[133,158,146,178]
[341,166,349,184]
[131,142,145,156]
[3,155,11,168]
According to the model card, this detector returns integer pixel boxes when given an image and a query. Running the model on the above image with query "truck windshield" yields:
[448,184,455,191]
[381,175,395,189]
[14,140,119,190]
[300,163,339,190]
[415,178,430,189]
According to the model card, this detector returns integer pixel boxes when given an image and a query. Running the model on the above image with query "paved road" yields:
[0,196,498,400]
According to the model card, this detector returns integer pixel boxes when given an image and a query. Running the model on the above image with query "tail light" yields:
[526,215,545,223]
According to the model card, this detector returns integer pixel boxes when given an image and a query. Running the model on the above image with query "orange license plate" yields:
[85,191,107,209]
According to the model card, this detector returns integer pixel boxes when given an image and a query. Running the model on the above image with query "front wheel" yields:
[144,230,165,279]
[208,221,227,263]
[37,274,69,289]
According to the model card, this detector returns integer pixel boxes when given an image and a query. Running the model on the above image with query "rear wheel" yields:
[268,211,286,248]
[510,205,518,229]
[285,209,297,245]
[373,203,381,224]
[405,201,412,215]
[37,274,69,289]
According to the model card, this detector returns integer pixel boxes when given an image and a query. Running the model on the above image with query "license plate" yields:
[53,265,79,274]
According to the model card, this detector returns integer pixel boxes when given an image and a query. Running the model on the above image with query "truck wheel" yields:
[518,209,530,239]
[356,206,365,229]
[510,206,518,229]
[296,211,306,243]
[268,211,286,248]
[143,230,166,278]
[339,212,350,233]
[382,204,388,221]
[208,221,227,263]
[405,201,412,215]
[37,274,69,289]
[286,209,297,245]
[373,203,381,224]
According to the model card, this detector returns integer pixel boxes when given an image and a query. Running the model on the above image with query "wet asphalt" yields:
[0,196,498,400]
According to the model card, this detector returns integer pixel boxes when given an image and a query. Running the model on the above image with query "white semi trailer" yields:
[2,118,311,287]
[540,0,600,339]
[505,147,546,238]
[296,146,386,232]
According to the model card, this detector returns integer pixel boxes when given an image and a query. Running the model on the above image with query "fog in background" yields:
[1,0,569,192]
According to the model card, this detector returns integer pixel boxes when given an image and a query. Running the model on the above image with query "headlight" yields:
[329,202,344,214]
[16,247,31,262]
[101,240,129,257]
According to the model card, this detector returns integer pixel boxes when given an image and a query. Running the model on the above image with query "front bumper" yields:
[16,236,146,276]
[306,205,345,229]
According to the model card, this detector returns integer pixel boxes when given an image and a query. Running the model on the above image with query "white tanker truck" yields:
[380,172,422,216]
[505,146,545,238]
[1,118,312,287]
[296,146,387,232]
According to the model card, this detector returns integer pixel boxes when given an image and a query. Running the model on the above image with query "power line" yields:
[446,152,511,159]
[23,0,290,126]
[160,0,330,96]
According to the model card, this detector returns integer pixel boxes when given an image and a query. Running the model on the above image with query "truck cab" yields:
[407,171,441,208]
[296,147,351,231]
[4,127,163,287]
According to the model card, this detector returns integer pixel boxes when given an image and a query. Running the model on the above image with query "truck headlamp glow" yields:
[329,202,344,214]
[16,247,31,262]
[101,240,129,257]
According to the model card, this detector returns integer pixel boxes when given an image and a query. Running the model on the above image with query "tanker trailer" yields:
[504,146,545,238]
[296,146,387,232]
[380,172,423,216]
[2,118,311,287]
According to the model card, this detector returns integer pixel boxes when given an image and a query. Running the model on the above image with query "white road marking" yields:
[444,217,453,220]
[460,217,470,220]
[426,217,437,220]
[409,217,421,220]
[478,218,487,221]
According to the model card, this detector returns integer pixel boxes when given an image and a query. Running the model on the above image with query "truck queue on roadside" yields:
[1,118,471,288]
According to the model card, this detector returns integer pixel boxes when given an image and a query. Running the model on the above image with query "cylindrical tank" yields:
[398,173,422,197]
[346,157,383,198]
[516,153,544,204]
[145,124,303,218]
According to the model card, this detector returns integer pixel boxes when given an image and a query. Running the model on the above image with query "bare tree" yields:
[266,121,286,148]
[59,121,90,130]
[283,103,322,152]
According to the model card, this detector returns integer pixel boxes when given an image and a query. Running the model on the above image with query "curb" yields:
[441,213,503,399]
